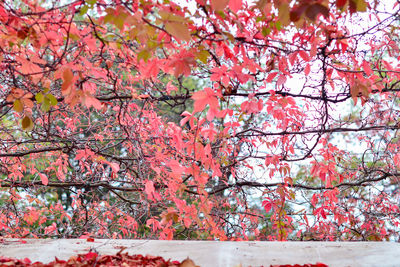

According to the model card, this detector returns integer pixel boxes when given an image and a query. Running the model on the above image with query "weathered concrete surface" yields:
[1,239,399,266]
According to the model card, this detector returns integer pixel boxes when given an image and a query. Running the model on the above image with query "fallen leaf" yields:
[180,257,199,267]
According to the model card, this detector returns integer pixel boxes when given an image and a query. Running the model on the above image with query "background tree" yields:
[1,0,400,241]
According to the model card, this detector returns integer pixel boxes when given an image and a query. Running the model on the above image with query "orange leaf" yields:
[165,22,191,42]
[62,68,74,93]
[180,258,198,267]
[211,0,229,11]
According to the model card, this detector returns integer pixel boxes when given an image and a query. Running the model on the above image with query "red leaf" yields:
[84,252,98,261]
[266,72,278,83]
[298,50,310,62]
[262,200,272,212]
[336,0,347,8]
[305,4,329,21]
[290,4,308,22]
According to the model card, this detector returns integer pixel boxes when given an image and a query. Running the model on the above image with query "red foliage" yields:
[0,252,191,267]
[0,253,328,267]
[272,264,328,267]
[0,0,399,242]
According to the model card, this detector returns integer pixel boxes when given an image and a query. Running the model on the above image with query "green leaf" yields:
[80,5,89,16]
[275,21,282,31]
[47,94,58,106]
[86,0,97,5]
[35,92,44,103]
[222,31,235,42]
[41,97,51,112]
[13,99,23,113]
[262,26,271,36]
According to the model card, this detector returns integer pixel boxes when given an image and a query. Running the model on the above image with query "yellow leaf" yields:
[211,0,229,12]
[114,16,125,31]
[356,0,367,12]
[35,92,44,103]
[222,31,235,42]
[165,22,191,42]
[278,3,290,26]
[197,50,210,64]
[69,33,80,41]
[13,99,23,113]
[159,11,187,23]
[137,49,151,62]
[21,115,34,131]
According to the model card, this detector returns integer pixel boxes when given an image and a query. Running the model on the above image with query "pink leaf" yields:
[145,180,156,200]
[304,63,311,75]
[192,87,219,113]
[362,60,373,76]
[229,0,242,13]
[39,173,48,185]
[276,75,287,87]
[84,94,102,110]
[109,162,120,173]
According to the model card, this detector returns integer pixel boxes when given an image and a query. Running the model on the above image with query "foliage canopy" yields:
[1,0,400,241]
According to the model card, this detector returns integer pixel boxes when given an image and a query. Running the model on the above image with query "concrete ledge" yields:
[1,239,399,266]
